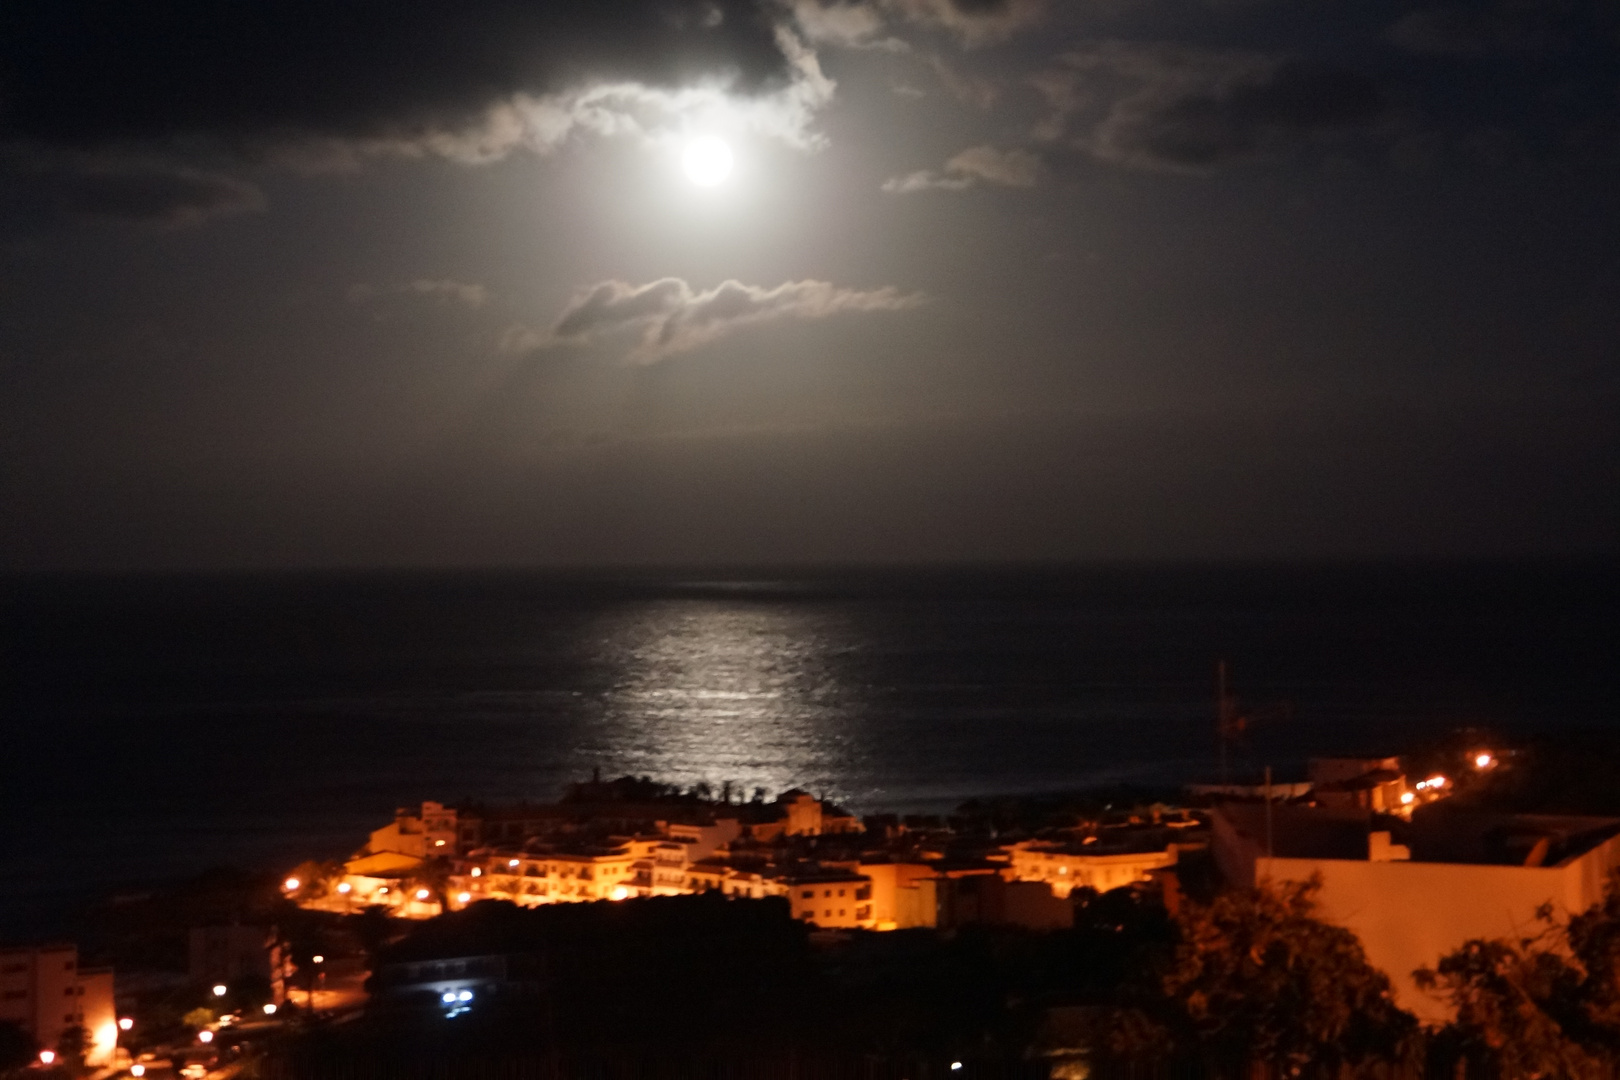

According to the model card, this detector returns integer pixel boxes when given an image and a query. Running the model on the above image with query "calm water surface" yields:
[2,561,1616,932]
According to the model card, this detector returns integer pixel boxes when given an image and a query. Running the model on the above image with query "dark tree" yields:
[1417,873,1620,1080]
[1112,876,1418,1078]
[54,1024,92,1072]
[0,1021,37,1072]
[351,903,402,968]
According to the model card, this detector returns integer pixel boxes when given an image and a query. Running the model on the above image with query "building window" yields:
[801,890,814,899]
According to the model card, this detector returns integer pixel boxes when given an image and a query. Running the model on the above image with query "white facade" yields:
[1003,840,1179,898]
[0,944,117,1065]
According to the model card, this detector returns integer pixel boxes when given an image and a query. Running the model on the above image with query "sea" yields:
[2,559,1616,936]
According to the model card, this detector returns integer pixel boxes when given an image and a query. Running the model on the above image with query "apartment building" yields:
[0,944,116,1065]
[1002,836,1180,898]
[453,839,658,907]
[786,870,874,928]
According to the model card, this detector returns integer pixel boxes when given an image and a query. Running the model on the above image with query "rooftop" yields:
[1217,803,1620,867]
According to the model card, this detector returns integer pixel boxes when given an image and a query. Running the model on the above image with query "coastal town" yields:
[275,745,1620,1026]
[14,741,1620,1077]
[285,776,1195,932]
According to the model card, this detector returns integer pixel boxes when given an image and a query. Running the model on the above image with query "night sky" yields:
[2,0,1616,568]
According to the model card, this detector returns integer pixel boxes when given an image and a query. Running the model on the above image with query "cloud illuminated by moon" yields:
[502,277,928,363]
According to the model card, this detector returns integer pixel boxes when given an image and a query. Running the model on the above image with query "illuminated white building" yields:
[786,870,875,929]
[0,943,117,1065]
[1002,838,1180,898]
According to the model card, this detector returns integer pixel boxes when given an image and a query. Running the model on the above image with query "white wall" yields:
[1262,832,1620,1023]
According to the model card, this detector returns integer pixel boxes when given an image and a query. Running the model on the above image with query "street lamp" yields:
[307,954,326,1010]
[212,984,227,998]
[118,1017,134,1031]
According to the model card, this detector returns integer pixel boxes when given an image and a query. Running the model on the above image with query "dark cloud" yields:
[791,0,1042,47]
[349,280,490,308]
[1119,64,1384,169]
[887,0,1044,44]
[1054,46,1386,171]
[0,0,794,152]
[0,159,265,228]
[883,144,1043,192]
[54,167,265,226]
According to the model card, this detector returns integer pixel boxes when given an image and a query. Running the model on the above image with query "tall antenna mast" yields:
[1217,660,1233,784]
[1215,663,1290,789]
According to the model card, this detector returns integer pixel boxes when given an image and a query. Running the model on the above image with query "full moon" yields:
[682,137,734,187]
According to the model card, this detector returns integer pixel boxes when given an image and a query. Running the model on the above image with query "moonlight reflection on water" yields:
[577,599,868,804]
